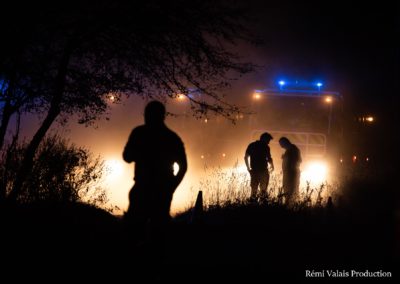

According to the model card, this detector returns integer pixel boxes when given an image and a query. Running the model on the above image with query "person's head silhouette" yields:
[279,137,291,149]
[260,132,273,143]
[144,100,166,126]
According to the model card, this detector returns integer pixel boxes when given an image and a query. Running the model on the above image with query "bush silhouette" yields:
[1,135,107,206]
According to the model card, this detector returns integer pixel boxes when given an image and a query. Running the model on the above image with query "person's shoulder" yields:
[131,125,146,134]
[246,141,257,150]
[291,144,301,155]
[166,127,184,143]
[129,125,152,141]
[249,141,258,147]
[246,141,253,148]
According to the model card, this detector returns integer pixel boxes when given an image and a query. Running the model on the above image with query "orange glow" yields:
[253,93,261,100]
[324,96,332,103]
[360,116,375,123]
[301,160,328,186]
[105,159,124,180]
[106,93,117,103]
[103,157,133,215]
[352,155,357,163]
[177,94,186,100]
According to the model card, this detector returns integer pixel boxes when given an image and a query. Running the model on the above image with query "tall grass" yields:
[191,162,339,212]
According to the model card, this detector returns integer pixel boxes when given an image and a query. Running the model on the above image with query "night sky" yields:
[243,1,397,115]
[225,1,398,169]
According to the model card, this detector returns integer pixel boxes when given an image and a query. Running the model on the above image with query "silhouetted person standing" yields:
[123,100,187,255]
[244,132,274,200]
[279,137,302,205]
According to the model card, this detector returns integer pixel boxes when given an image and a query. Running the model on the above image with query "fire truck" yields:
[168,81,344,186]
[246,80,343,186]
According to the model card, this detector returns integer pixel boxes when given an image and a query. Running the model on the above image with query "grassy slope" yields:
[1,178,396,281]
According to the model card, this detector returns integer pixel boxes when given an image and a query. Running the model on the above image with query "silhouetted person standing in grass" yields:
[279,137,302,205]
[123,100,187,258]
[244,132,274,200]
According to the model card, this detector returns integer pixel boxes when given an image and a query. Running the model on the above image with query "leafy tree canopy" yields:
[1,0,257,123]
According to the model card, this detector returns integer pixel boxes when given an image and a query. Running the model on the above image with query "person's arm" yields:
[287,147,300,171]
[122,129,137,163]
[244,147,251,172]
[175,151,187,187]
[173,139,188,188]
[296,147,302,168]
[267,147,274,171]
[269,158,275,172]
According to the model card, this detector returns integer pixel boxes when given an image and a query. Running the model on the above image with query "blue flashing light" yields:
[278,80,286,86]
[316,82,323,87]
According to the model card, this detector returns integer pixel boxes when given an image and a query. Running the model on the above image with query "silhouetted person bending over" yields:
[244,132,274,200]
[279,137,302,206]
[123,100,187,247]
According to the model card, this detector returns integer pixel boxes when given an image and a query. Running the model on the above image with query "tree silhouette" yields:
[0,0,257,201]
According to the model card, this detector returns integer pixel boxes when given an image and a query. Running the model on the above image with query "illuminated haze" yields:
[10,1,395,215]
[15,82,344,216]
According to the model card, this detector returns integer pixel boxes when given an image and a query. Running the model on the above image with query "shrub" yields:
[0,135,109,208]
